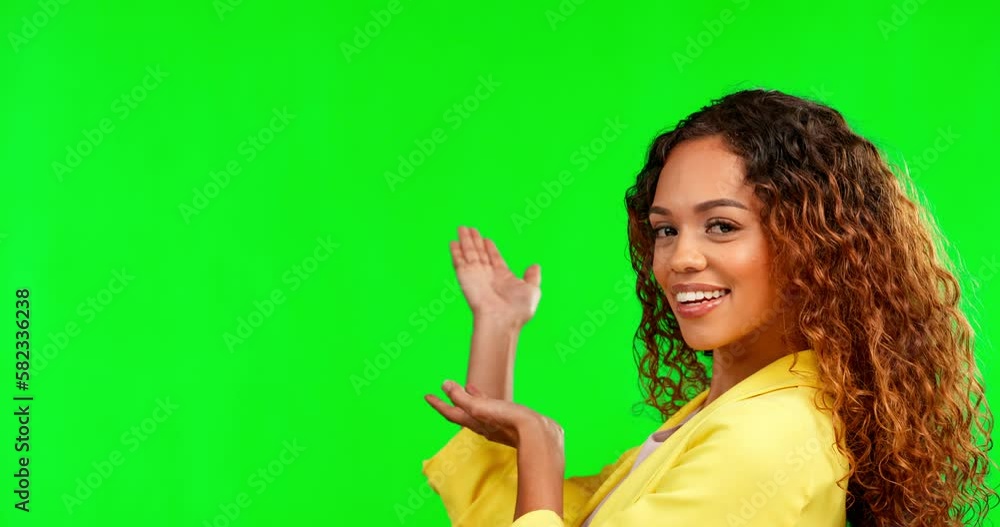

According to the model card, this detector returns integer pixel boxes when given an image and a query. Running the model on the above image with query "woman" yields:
[422,89,996,526]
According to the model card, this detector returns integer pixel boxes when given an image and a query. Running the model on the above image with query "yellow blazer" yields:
[422,350,849,526]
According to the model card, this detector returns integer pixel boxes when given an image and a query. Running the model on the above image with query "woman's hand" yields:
[425,381,566,518]
[451,226,541,327]
[424,381,563,450]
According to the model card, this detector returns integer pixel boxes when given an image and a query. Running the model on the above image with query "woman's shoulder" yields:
[687,385,846,470]
[718,384,837,427]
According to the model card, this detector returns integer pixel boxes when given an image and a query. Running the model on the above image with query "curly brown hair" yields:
[623,89,996,526]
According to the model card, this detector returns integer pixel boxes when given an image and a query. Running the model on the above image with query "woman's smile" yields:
[673,289,731,318]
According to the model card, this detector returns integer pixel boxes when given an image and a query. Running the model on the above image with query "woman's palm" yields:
[451,227,541,325]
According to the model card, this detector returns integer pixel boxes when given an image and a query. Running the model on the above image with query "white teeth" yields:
[676,289,727,303]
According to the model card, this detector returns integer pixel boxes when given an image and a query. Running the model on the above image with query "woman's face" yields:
[649,135,786,355]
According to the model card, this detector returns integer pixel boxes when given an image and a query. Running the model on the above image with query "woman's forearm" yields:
[467,316,521,400]
[514,419,566,520]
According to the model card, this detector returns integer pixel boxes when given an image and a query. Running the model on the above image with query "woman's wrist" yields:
[514,416,566,519]
[472,309,527,330]
[467,316,522,400]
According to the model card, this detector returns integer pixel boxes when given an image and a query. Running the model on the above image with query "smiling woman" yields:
[643,134,810,403]
[421,89,997,527]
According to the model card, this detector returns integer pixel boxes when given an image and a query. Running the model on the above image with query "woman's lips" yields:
[674,291,729,318]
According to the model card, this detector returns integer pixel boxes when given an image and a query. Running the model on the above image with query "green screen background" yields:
[2,0,997,525]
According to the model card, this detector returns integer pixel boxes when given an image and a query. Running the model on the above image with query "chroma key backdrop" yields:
[2,0,998,526]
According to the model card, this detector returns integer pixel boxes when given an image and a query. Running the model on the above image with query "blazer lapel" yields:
[572,350,820,526]
[569,390,708,527]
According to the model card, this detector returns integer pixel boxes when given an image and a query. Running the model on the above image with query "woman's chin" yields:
[680,330,726,352]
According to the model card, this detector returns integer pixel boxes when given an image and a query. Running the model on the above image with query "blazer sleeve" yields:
[423,427,639,527]
[509,398,845,527]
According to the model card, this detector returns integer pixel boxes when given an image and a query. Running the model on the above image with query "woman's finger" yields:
[442,380,473,406]
[471,228,490,266]
[459,226,480,264]
[485,239,509,271]
[424,393,465,422]
[449,241,464,269]
[466,383,488,399]
[424,393,481,430]
[442,380,490,421]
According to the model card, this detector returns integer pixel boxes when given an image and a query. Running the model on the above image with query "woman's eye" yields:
[653,226,676,238]
[653,222,736,238]
[707,221,736,234]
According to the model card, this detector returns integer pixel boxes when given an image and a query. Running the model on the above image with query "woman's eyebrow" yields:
[647,199,749,216]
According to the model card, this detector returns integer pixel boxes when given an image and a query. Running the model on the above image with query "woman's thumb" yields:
[523,264,542,287]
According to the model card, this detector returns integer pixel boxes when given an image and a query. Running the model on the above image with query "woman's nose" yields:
[669,233,707,273]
